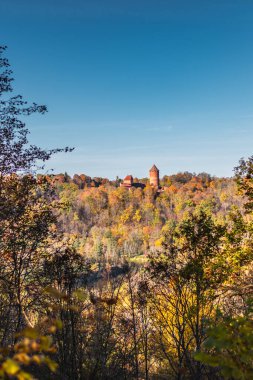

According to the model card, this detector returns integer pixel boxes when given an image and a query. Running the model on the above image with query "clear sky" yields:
[1,0,253,178]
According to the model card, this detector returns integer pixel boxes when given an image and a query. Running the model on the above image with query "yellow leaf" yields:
[2,358,20,375]
[17,370,32,380]
[14,353,31,365]
[32,355,41,365]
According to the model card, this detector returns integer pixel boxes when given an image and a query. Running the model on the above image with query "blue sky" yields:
[1,0,253,178]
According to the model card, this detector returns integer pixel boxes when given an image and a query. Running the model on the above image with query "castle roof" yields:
[124,175,133,181]
[149,165,159,172]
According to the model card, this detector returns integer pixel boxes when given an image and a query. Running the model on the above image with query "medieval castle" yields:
[50,165,161,190]
[120,165,160,189]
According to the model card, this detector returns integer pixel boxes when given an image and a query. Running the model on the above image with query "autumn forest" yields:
[1,45,253,380]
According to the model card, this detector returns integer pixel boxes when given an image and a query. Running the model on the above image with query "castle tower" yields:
[149,165,159,187]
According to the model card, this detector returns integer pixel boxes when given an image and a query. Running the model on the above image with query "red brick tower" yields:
[149,165,159,187]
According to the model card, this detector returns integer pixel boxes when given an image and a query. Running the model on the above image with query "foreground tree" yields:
[235,156,253,212]
[149,209,226,379]
[0,46,73,378]
[195,157,253,379]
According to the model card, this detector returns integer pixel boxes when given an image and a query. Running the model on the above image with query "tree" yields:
[43,245,90,380]
[195,157,253,379]
[195,308,253,380]
[149,209,226,379]
[0,46,72,378]
[234,156,253,212]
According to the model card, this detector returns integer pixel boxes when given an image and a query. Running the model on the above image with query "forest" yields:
[1,45,253,380]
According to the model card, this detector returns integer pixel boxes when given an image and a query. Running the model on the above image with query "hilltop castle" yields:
[120,165,160,189]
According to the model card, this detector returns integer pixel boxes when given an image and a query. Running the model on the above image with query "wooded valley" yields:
[1,46,253,380]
